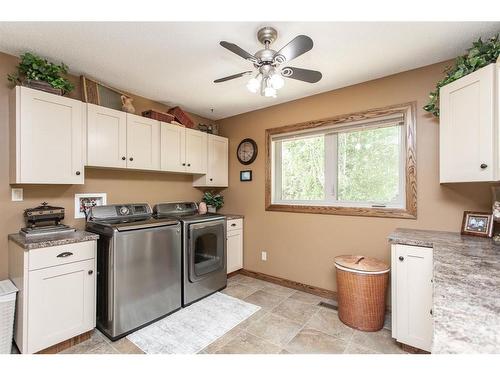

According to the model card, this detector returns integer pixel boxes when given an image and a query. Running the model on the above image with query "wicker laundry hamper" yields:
[334,255,389,332]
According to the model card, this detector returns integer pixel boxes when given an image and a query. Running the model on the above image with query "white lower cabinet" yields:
[8,240,97,354]
[226,219,243,274]
[391,244,433,352]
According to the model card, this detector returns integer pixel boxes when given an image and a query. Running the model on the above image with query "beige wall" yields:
[0,51,216,279]
[218,61,492,294]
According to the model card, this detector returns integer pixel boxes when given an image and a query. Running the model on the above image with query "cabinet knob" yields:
[88,270,93,275]
[480,163,488,169]
[122,156,126,160]
[182,163,186,166]
[430,308,433,316]
[398,256,404,262]
[209,178,213,181]
[129,157,134,161]
[187,163,191,167]
[75,171,81,176]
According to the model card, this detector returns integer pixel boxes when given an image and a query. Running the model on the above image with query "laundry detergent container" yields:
[334,255,389,332]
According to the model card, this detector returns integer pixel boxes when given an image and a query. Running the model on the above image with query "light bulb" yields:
[270,73,285,90]
[246,77,260,93]
[264,86,277,98]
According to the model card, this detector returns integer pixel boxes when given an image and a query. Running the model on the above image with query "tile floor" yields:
[57,274,405,355]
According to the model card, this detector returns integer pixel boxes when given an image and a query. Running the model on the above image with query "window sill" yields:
[266,203,417,219]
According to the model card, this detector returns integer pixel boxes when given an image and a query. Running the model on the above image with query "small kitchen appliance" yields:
[20,202,75,238]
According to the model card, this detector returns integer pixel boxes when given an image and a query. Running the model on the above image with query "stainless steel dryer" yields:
[86,203,182,340]
[154,202,227,306]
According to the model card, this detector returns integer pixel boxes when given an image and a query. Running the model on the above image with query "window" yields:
[266,103,416,218]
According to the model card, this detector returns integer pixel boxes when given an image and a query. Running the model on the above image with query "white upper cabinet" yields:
[160,122,186,172]
[87,104,127,168]
[10,86,85,184]
[185,128,207,174]
[126,113,161,170]
[439,62,498,182]
[193,134,228,187]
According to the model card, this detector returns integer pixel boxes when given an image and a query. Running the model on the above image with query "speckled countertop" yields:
[9,230,99,250]
[222,214,244,220]
[388,228,500,354]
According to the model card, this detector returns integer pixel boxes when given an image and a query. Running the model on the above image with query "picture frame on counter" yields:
[240,170,252,182]
[461,211,493,237]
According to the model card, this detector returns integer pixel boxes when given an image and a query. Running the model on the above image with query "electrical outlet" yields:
[261,251,267,261]
[11,188,23,201]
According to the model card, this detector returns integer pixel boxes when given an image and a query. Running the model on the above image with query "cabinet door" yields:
[227,229,243,274]
[208,135,229,186]
[160,122,186,172]
[15,87,85,184]
[439,64,495,182]
[87,104,127,168]
[126,114,161,170]
[392,244,433,352]
[27,259,95,353]
[185,128,207,174]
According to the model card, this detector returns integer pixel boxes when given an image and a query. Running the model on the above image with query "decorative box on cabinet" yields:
[391,244,433,352]
[10,86,85,184]
[226,218,243,274]
[8,239,97,354]
[193,134,228,187]
[439,61,499,182]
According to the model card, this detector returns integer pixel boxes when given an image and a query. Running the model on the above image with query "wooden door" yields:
[439,64,495,182]
[27,259,95,353]
[185,128,207,174]
[160,122,186,172]
[126,113,160,170]
[392,244,433,352]
[16,87,85,184]
[87,104,127,168]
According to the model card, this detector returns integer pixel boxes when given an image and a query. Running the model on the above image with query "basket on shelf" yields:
[168,106,195,128]
[142,109,175,123]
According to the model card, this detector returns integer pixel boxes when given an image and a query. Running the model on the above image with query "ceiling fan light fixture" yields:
[270,73,285,90]
[264,86,277,98]
[246,75,261,93]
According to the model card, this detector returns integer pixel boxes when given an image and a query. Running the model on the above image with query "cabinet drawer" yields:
[227,219,243,231]
[29,241,96,271]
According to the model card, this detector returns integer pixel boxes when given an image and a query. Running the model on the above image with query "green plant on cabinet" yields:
[202,191,224,210]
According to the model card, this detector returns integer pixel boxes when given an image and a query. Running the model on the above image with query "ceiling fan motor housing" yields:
[257,26,278,46]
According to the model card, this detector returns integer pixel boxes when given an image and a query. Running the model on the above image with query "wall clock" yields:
[237,138,258,165]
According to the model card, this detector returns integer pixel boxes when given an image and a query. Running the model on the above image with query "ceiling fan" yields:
[214,26,322,98]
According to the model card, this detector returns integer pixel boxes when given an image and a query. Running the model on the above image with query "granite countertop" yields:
[222,214,244,220]
[9,230,99,250]
[388,228,500,354]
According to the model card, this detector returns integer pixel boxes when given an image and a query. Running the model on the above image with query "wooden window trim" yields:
[265,102,417,219]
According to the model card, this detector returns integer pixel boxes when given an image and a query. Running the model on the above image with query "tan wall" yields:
[0,51,215,279]
[218,60,492,294]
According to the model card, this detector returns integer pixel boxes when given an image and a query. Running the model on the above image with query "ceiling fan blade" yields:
[220,41,258,63]
[274,35,313,63]
[214,71,253,83]
[281,67,322,83]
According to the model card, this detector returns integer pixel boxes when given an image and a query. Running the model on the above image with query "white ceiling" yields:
[0,22,498,120]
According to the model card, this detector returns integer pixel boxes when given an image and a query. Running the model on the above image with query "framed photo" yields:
[240,170,252,182]
[461,211,493,237]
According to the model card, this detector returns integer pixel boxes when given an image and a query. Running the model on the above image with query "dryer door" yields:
[188,220,226,282]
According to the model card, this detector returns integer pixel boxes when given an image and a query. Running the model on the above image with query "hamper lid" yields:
[334,255,389,273]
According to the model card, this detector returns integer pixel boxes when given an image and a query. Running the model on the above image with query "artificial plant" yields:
[7,52,74,94]
[202,191,224,210]
[424,34,500,117]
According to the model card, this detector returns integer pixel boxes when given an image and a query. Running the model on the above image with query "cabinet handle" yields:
[231,223,236,227]
[88,270,93,275]
[75,171,81,176]
[129,157,134,161]
[122,156,126,160]
[430,309,433,316]
[187,163,191,167]
[209,178,213,181]
[182,163,186,166]
[398,256,404,262]
[57,252,73,258]
[480,163,488,169]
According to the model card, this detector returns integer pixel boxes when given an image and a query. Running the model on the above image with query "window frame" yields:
[265,102,417,219]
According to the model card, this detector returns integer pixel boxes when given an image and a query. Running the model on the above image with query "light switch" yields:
[11,188,23,201]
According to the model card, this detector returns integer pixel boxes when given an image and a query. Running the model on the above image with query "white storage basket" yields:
[0,280,18,354]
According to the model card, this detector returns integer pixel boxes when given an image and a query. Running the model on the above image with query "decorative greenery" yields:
[7,52,74,94]
[424,34,500,117]
[202,191,224,210]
